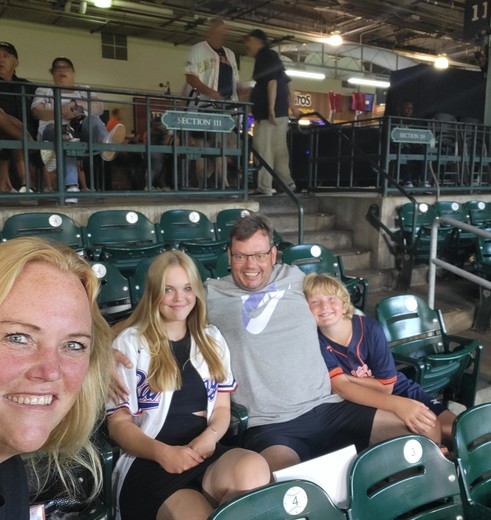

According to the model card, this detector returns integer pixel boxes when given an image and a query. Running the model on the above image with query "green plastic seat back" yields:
[129,256,155,306]
[160,210,216,246]
[453,403,491,510]
[86,210,158,248]
[179,241,228,271]
[1,212,84,250]
[214,252,231,278]
[476,236,491,266]
[375,294,442,346]
[91,262,132,321]
[282,243,341,276]
[398,202,436,233]
[347,435,463,520]
[465,200,491,228]
[215,208,252,242]
[209,480,346,520]
[435,200,470,223]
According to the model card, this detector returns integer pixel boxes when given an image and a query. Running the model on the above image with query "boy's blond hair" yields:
[303,273,354,319]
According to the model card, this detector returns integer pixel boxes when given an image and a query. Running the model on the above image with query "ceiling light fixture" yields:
[322,32,343,47]
[434,54,449,70]
[348,77,390,88]
[286,69,326,80]
[93,0,112,8]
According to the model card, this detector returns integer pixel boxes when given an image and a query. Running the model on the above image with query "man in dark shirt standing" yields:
[0,42,35,193]
[245,29,298,196]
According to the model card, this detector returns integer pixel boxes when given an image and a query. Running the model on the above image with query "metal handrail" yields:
[251,146,304,244]
[428,216,491,308]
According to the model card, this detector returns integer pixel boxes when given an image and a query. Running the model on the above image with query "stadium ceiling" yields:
[0,0,485,68]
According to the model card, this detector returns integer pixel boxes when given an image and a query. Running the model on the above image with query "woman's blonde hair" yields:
[124,250,227,392]
[303,273,354,319]
[0,237,112,499]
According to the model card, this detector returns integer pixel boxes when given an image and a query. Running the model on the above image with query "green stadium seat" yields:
[159,209,217,247]
[1,212,85,255]
[91,262,132,323]
[465,200,491,228]
[347,435,463,520]
[434,200,475,264]
[215,208,252,242]
[85,210,164,275]
[453,402,491,519]
[213,252,231,279]
[282,243,368,310]
[375,294,482,407]
[209,480,346,520]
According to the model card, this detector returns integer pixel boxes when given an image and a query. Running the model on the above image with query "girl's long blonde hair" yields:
[124,250,227,392]
[0,237,112,499]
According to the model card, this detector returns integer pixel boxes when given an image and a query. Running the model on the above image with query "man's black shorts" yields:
[244,401,376,461]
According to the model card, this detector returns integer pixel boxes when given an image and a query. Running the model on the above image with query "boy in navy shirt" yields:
[303,273,456,447]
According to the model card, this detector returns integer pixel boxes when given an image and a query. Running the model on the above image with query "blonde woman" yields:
[0,237,112,518]
[303,273,456,447]
[107,250,269,520]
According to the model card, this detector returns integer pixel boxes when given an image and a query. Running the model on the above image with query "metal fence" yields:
[0,82,251,204]
[289,115,491,195]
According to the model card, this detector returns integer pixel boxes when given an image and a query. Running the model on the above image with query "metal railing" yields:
[292,115,491,195]
[428,216,491,310]
[0,82,251,203]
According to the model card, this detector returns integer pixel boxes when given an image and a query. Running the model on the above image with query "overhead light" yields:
[286,69,326,80]
[93,0,112,7]
[348,77,390,88]
[434,54,449,70]
[322,32,343,47]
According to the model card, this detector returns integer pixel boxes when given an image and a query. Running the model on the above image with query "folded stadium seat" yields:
[347,435,463,520]
[434,200,475,265]
[460,117,489,186]
[85,210,165,275]
[375,294,482,407]
[159,209,228,272]
[209,480,346,520]
[91,262,132,323]
[1,211,86,256]
[213,252,231,279]
[129,255,210,308]
[453,402,491,519]
[215,208,252,242]
[465,200,491,229]
[282,243,368,311]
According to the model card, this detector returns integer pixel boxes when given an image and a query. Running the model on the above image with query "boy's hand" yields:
[396,399,437,434]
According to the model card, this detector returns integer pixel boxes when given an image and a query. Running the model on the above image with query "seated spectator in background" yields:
[106,107,122,132]
[397,100,430,188]
[107,251,269,520]
[0,237,112,519]
[185,18,240,188]
[142,118,174,190]
[303,273,456,447]
[0,42,36,193]
[206,213,411,473]
[31,57,126,203]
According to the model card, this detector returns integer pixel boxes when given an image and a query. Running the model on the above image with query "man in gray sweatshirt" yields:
[206,213,409,472]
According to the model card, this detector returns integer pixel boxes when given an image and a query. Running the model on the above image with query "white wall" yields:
[3,18,353,94]
[2,18,364,129]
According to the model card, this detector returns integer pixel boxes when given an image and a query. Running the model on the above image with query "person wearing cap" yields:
[245,30,298,196]
[0,42,36,193]
[185,18,240,188]
[31,57,126,203]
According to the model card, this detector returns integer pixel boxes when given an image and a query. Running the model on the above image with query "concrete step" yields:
[256,194,319,215]
[282,229,353,250]
[335,248,372,272]
[269,212,336,234]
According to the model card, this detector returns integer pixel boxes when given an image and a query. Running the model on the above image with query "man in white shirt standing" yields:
[185,19,239,188]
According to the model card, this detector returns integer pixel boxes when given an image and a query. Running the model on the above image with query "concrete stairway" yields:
[256,194,396,292]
